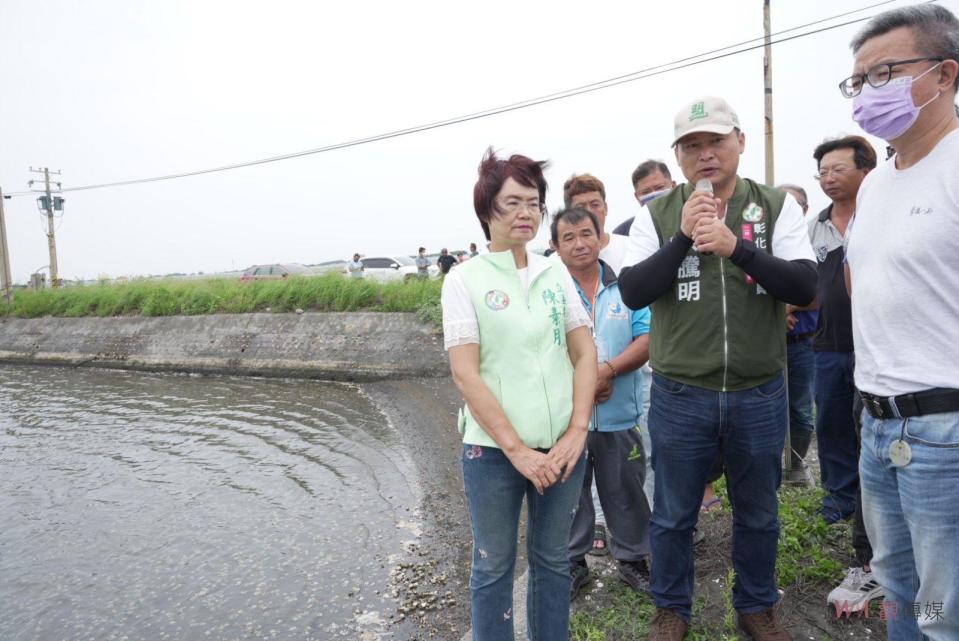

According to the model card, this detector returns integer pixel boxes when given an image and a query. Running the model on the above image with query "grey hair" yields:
[851,4,959,90]
[777,184,808,209]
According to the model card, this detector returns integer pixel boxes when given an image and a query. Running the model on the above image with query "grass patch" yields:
[776,486,846,586]
[0,276,443,325]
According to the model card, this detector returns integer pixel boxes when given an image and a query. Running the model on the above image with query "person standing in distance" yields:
[618,96,817,641]
[437,248,458,277]
[415,247,430,279]
[347,253,364,279]
[841,6,959,640]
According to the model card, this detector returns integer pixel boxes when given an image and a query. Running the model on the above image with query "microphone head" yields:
[695,178,713,193]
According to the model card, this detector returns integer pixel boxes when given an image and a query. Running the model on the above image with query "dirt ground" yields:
[367,376,884,641]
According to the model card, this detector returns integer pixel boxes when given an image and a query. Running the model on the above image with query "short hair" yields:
[777,184,808,209]
[562,174,606,208]
[473,147,549,241]
[813,135,878,171]
[550,207,601,245]
[418,246,425,253]
[851,4,959,91]
[631,160,672,188]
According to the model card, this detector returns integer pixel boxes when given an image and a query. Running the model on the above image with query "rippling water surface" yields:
[0,365,421,641]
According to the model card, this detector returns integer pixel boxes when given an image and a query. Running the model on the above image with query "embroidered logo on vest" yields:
[485,290,510,311]
[743,203,765,222]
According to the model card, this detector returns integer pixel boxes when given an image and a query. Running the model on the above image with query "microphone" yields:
[694,179,714,254]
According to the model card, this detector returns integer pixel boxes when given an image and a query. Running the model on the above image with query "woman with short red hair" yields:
[441,148,597,640]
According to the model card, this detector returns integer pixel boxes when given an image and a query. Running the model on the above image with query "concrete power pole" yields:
[763,0,775,187]
[0,188,12,305]
[30,167,63,287]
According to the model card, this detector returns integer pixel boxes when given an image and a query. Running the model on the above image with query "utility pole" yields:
[0,188,12,305]
[29,167,63,287]
[763,0,775,187]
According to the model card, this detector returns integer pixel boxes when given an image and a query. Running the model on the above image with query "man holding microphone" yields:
[619,96,817,641]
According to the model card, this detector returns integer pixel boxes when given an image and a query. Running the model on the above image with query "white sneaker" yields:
[827,567,884,616]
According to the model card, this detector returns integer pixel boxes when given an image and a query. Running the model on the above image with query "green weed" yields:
[1,276,444,326]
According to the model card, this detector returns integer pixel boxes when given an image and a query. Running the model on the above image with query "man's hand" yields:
[595,362,614,403]
[786,313,798,332]
[681,192,719,238]
[693,217,738,257]
[506,446,562,494]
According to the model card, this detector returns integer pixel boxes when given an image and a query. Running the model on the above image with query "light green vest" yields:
[454,251,575,450]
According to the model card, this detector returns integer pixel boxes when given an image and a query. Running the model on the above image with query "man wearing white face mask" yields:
[842,5,959,641]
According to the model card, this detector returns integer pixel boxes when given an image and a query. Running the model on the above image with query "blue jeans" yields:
[648,373,787,620]
[786,338,815,437]
[814,351,859,516]
[860,410,959,641]
[462,443,586,641]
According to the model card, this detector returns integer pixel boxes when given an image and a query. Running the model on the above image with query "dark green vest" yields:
[647,177,787,391]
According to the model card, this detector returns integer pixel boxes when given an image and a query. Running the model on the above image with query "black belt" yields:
[859,388,959,419]
[786,332,815,344]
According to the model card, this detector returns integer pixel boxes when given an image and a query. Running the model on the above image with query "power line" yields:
[5,0,923,197]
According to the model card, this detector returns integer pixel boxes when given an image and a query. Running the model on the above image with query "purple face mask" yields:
[852,63,942,141]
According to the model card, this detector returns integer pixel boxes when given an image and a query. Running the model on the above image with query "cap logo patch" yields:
[689,102,708,121]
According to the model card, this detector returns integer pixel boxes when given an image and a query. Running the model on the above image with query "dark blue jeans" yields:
[462,443,585,641]
[786,338,815,437]
[813,351,859,516]
[648,373,787,620]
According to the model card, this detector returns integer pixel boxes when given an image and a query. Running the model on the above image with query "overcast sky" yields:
[2,0,956,283]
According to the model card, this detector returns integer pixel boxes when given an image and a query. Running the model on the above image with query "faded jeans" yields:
[462,443,586,641]
[860,410,959,641]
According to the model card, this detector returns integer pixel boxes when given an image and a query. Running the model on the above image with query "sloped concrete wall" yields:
[0,312,447,381]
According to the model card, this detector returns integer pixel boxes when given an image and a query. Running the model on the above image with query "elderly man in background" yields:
[550,207,654,600]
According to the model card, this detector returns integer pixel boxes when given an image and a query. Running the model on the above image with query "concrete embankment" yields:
[0,312,447,381]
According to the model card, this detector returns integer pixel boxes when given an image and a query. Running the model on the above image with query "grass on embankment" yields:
[1,276,444,324]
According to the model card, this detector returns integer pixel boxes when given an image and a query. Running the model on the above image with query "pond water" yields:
[0,365,422,641]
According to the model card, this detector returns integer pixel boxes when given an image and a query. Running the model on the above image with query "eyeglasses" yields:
[496,199,546,215]
[813,166,856,181]
[838,57,944,98]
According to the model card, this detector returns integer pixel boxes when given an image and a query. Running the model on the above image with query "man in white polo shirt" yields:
[841,5,959,640]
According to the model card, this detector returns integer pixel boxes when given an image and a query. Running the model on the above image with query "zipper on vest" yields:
[719,257,730,392]
[523,267,556,445]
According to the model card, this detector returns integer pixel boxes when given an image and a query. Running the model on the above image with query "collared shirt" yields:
[572,263,650,339]
[808,205,853,352]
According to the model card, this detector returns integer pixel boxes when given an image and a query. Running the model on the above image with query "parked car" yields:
[240,263,314,281]
[349,255,436,281]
